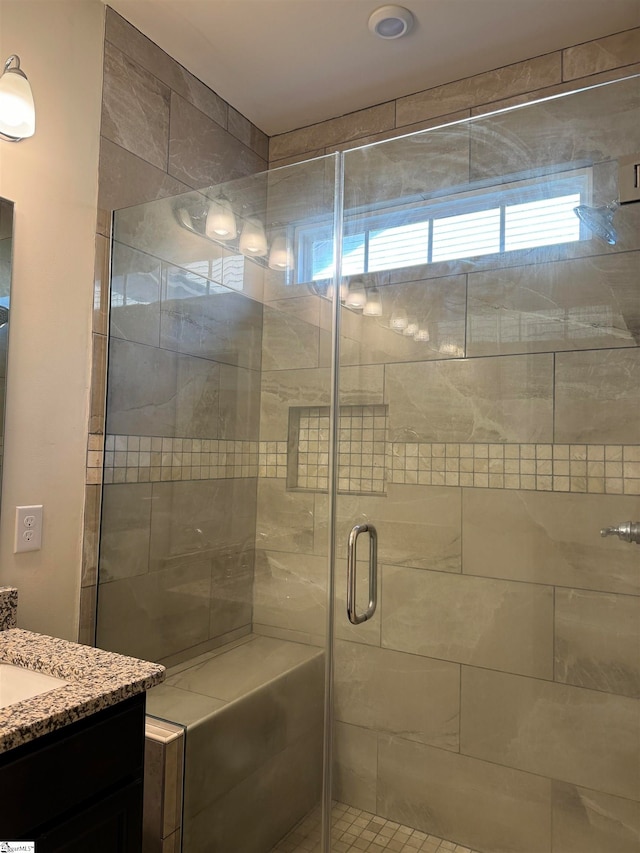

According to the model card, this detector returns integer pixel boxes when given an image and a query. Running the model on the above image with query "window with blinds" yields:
[301,170,590,282]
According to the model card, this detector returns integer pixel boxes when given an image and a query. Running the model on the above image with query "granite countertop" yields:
[0,628,165,753]
[0,586,18,631]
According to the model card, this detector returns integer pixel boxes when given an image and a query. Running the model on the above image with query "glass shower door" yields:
[328,75,640,853]
[97,157,340,853]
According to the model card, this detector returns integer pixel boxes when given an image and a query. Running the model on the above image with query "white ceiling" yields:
[104,0,640,136]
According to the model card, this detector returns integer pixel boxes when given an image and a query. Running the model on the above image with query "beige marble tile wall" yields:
[255,72,640,853]
[94,234,264,662]
[82,7,268,648]
[269,28,640,166]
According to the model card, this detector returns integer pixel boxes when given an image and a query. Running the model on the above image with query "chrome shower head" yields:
[574,201,619,245]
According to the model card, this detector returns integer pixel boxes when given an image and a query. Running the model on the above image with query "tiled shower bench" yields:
[145,634,325,853]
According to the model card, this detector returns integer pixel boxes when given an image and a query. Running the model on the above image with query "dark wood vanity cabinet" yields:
[0,693,146,852]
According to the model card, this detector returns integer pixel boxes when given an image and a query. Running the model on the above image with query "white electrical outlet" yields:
[15,505,43,553]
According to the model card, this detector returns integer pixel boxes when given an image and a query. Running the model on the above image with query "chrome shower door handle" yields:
[346,523,378,625]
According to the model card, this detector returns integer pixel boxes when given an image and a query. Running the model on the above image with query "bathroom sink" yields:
[0,662,67,709]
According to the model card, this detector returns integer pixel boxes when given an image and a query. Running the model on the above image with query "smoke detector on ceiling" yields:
[368,5,415,39]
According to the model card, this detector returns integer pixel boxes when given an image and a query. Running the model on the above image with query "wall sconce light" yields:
[0,55,35,142]
[205,197,237,240]
[268,232,294,271]
[239,216,268,257]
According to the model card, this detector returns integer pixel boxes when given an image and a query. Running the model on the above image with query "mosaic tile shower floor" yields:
[271,802,480,853]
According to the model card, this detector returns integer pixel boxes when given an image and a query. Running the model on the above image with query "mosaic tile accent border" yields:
[89,433,640,494]
[259,441,288,478]
[86,433,105,485]
[98,435,258,483]
[336,405,386,494]
[388,442,640,495]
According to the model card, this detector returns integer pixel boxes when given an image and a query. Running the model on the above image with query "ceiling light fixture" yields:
[0,55,35,142]
[368,5,414,39]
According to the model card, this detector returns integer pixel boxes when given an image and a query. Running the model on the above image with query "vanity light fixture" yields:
[268,232,294,271]
[176,207,194,230]
[363,287,383,316]
[0,55,35,142]
[368,5,414,39]
[345,277,367,310]
[326,280,349,302]
[239,216,268,257]
[205,197,237,241]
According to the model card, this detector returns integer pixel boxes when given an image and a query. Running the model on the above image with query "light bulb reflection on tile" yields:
[439,340,464,357]
[390,310,408,331]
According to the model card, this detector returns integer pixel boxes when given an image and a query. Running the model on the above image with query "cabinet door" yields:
[34,779,143,853]
[0,695,145,838]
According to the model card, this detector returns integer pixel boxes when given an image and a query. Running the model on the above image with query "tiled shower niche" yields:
[287,405,388,494]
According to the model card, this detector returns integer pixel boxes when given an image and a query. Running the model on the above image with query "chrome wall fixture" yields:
[574,200,619,245]
[0,55,36,142]
[601,521,640,545]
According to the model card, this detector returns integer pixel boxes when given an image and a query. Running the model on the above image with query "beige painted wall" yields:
[0,0,104,639]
